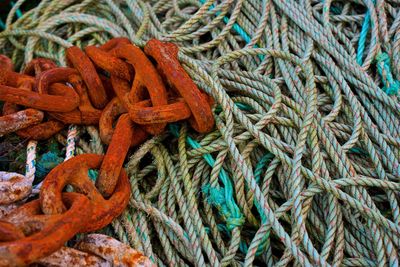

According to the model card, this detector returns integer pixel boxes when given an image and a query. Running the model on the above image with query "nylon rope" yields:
[1,0,400,266]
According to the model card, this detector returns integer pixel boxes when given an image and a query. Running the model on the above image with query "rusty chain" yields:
[37,234,154,267]
[0,38,214,266]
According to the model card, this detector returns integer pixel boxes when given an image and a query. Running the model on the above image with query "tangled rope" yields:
[1,0,400,266]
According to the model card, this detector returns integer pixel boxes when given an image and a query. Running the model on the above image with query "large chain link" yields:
[0,38,214,265]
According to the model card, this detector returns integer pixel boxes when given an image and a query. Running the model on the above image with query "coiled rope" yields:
[1,0,400,266]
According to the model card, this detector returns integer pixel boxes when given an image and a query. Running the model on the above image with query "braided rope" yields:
[2,0,400,266]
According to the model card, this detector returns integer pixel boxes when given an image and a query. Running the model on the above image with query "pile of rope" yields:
[1,0,400,266]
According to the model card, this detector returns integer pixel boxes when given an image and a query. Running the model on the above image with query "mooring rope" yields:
[1,0,400,266]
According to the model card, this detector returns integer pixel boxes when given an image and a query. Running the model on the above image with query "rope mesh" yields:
[1,0,400,266]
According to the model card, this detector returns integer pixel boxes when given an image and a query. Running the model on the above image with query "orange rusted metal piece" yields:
[0,72,79,112]
[11,120,63,140]
[0,55,44,136]
[0,172,32,205]
[36,247,108,266]
[129,97,191,125]
[0,221,25,242]
[23,58,57,77]
[1,58,65,140]
[144,39,214,133]
[0,193,91,267]
[0,38,219,266]
[48,74,102,125]
[99,37,131,52]
[40,154,130,232]
[0,55,14,72]
[99,74,116,99]
[66,46,108,109]
[100,97,127,144]
[99,97,148,147]
[85,45,132,81]
[76,234,155,267]
[0,108,44,137]
[37,234,154,266]
[87,39,169,135]
[111,43,169,135]
[0,69,33,88]
[109,75,132,104]
[35,67,78,93]
[2,102,64,139]
[0,203,21,219]
[1,59,65,139]
[97,114,133,197]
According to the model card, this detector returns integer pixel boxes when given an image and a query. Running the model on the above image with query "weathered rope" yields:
[1,0,400,266]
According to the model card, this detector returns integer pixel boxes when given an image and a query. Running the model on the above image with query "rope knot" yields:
[376,52,400,96]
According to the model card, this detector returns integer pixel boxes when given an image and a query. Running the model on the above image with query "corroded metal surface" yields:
[112,43,168,135]
[0,75,79,112]
[0,221,25,242]
[99,97,148,147]
[23,58,57,77]
[36,247,110,267]
[99,97,127,145]
[0,172,32,205]
[37,234,153,267]
[76,234,155,267]
[39,154,130,232]
[48,74,102,125]
[0,54,14,72]
[144,39,214,133]
[85,45,132,81]
[0,37,216,266]
[66,46,108,109]
[0,108,43,137]
[13,58,65,140]
[0,193,91,266]
[97,114,133,197]
[128,97,191,124]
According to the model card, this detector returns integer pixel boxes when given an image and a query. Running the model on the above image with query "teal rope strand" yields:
[198,0,264,61]
[356,2,374,65]
[2,0,400,265]
[0,19,5,30]
[356,0,399,95]
[198,0,251,44]
[169,123,244,231]
[10,1,23,19]
[376,52,400,95]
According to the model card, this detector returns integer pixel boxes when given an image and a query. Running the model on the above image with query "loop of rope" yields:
[1,0,400,266]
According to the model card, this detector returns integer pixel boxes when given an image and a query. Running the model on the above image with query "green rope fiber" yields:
[2,0,400,266]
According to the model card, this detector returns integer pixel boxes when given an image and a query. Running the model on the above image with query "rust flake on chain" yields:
[2,58,64,140]
[0,172,32,205]
[144,39,214,133]
[97,114,133,197]
[66,46,108,109]
[0,193,91,266]
[111,43,169,135]
[37,234,153,266]
[40,154,130,232]
[0,37,217,266]
[0,70,80,112]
